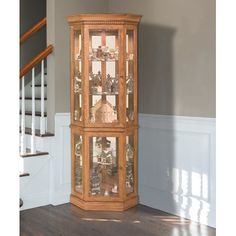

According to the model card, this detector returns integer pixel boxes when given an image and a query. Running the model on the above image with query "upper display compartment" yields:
[69,14,141,128]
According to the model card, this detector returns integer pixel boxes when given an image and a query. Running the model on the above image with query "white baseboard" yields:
[20,192,50,211]
[138,113,216,227]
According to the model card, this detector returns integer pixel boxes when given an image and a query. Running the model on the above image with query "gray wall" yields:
[108,0,215,118]
[20,0,46,71]
[47,0,108,132]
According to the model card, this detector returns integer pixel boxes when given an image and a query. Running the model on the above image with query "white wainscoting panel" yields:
[138,114,216,227]
[49,113,71,205]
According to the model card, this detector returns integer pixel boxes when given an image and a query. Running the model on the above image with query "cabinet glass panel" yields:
[74,30,82,121]
[126,135,135,194]
[74,134,83,193]
[89,136,119,197]
[126,30,134,122]
[88,30,119,123]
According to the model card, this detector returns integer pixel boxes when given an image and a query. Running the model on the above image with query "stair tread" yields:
[20,97,47,100]
[20,172,30,177]
[31,84,47,87]
[20,111,47,117]
[20,127,54,137]
[20,148,49,158]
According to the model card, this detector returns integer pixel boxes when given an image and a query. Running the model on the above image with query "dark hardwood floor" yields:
[20,203,216,236]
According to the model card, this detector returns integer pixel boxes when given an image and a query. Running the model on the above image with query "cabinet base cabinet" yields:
[70,194,138,211]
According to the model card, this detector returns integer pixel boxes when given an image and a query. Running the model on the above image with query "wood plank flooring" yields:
[20,203,216,236]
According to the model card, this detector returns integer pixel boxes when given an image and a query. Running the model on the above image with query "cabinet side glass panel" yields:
[75,134,83,193]
[126,30,134,122]
[88,30,119,124]
[74,30,82,121]
[89,136,119,197]
[126,135,134,194]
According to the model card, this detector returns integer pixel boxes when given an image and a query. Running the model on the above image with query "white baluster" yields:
[20,76,26,155]
[40,59,45,135]
[31,68,35,153]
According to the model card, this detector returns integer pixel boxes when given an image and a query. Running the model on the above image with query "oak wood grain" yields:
[20,45,53,78]
[20,17,46,44]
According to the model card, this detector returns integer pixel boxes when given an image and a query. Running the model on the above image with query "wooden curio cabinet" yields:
[68,14,141,211]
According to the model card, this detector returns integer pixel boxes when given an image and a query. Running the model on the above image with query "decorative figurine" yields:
[96,46,103,59]
[102,46,110,60]
[127,109,134,121]
[107,165,117,176]
[104,190,109,196]
[95,137,111,149]
[104,74,113,93]
[75,138,82,157]
[115,47,119,60]
[74,72,82,94]
[111,184,118,193]
[112,75,119,93]
[75,138,83,192]
[126,163,134,189]
[97,150,115,166]
[125,143,134,190]
[75,50,82,60]
[90,169,101,195]
[89,71,102,93]
[126,143,134,161]
[89,46,119,61]
[126,74,134,94]
[75,166,83,192]
[109,48,115,60]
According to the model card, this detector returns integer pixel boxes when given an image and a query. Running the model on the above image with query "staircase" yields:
[20,18,54,208]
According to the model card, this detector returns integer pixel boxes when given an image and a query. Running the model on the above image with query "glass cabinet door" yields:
[125,135,135,195]
[88,29,121,124]
[88,135,119,197]
[73,29,83,122]
[74,134,83,194]
[126,29,136,123]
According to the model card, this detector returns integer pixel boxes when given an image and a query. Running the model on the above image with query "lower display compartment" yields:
[71,126,138,211]
[70,194,139,211]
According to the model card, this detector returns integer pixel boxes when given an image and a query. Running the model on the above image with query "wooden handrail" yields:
[20,45,53,78]
[20,17,46,44]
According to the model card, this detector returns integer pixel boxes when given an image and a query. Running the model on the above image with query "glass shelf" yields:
[89,58,118,62]
[89,92,119,96]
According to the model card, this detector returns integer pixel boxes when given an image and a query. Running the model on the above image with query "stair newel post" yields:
[31,67,36,153]
[20,76,26,155]
[40,59,45,135]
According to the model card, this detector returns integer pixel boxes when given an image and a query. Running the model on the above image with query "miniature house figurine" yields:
[68,13,141,211]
